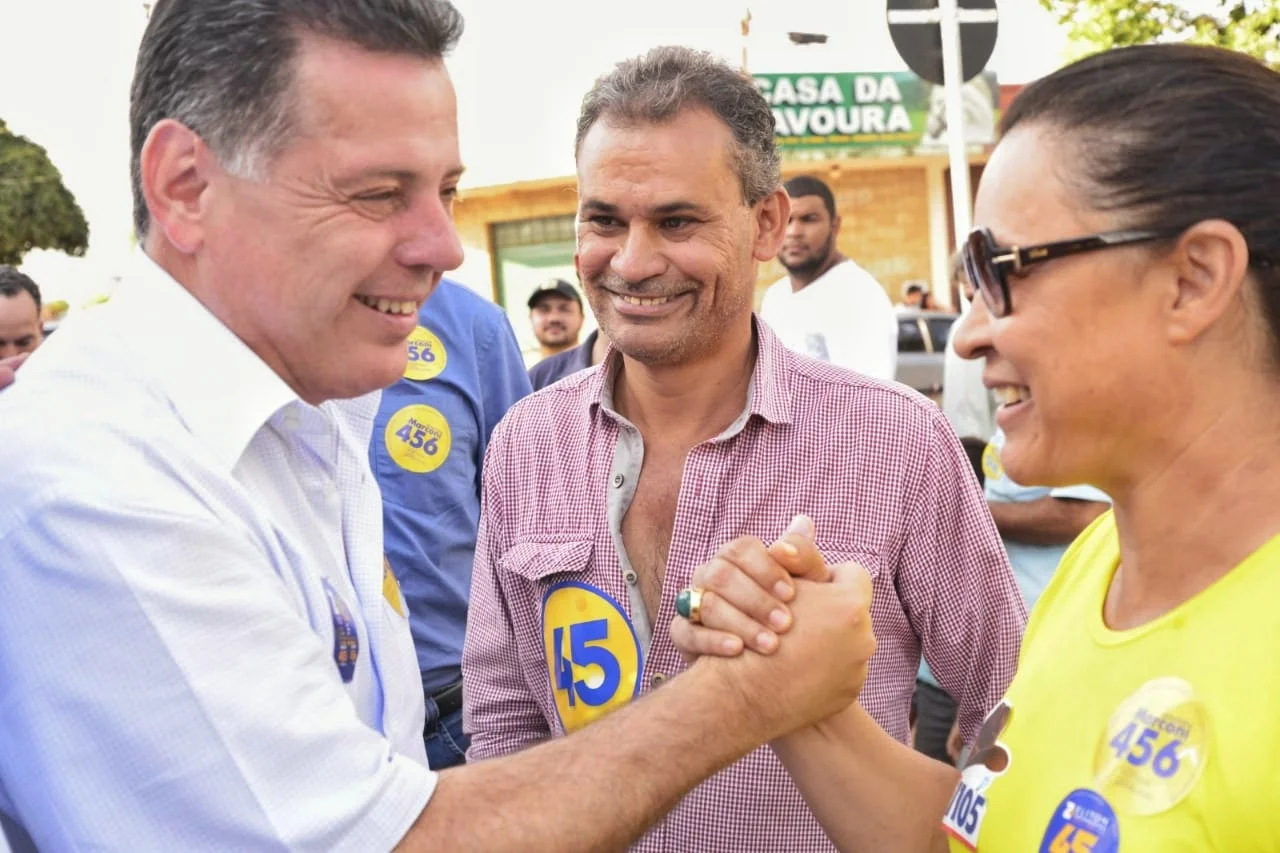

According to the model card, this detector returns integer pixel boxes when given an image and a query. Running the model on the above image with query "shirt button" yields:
[624,569,637,585]
[650,673,667,689]
[612,474,625,488]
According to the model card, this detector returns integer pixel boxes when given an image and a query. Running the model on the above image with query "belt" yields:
[424,679,464,734]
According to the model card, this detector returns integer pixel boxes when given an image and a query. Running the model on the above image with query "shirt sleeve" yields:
[896,412,1028,743]
[0,485,435,852]
[462,420,554,760]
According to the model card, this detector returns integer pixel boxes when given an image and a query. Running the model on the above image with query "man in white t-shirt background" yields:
[759,175,898,381]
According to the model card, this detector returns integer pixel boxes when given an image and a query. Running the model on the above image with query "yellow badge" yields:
[542,581,642,733]
[383,557,407,618]
[982,441,1005,482]
[1093,676,1209,816]
[384,404,452,474]
[404,325,447,381]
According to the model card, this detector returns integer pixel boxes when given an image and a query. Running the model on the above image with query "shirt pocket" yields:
[497,538,644,735]
[815,542,883,585]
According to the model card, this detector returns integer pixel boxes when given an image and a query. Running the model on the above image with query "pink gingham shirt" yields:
[463,318,1025,852]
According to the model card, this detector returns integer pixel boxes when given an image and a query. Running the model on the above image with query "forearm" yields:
[773,704,956,853]
[988,497,1106,546]
[399,660,763,852]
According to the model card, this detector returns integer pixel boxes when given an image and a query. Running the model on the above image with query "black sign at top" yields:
[887,0,999,86]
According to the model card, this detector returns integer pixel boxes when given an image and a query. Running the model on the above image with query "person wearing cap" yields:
[527,278,585,361]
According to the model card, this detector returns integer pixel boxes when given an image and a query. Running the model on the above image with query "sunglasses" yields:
[963,226,1179,317]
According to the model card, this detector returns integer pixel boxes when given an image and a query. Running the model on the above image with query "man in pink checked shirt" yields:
[461,46,1026,852]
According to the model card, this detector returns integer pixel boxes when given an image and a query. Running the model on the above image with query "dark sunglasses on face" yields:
[963,225,1279,318]
[962,226,1178,318]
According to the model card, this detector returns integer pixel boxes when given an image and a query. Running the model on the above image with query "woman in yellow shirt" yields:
[673,42,1280,851]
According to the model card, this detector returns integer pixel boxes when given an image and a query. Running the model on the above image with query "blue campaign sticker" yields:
[1039,788,1121,853]
[323,579,360,683]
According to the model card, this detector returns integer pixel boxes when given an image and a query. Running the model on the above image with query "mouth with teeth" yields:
[993,385,1032,407]
[354,294,419,316]
[617,294,673,307]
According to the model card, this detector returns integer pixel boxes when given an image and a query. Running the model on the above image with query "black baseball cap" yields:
[527,279,582,309]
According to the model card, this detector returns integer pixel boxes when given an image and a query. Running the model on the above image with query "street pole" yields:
[938,0,972,253]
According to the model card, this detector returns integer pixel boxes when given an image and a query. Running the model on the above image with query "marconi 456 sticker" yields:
[403,325,447,381]
[1092,676,1209,816]
[384,404,451,473]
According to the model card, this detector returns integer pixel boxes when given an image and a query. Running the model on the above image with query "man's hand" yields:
[0,353,29,390]
[671,514,832,660]
[700,559,876,743]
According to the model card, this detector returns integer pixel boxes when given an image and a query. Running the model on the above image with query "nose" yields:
[395,195,465,273]
[951,292,994,361]
[610,224,667,284]
[785,217,803,239]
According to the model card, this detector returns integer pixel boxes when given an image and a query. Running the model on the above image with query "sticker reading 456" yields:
[403,325,447,381]
[1092,676,1209,816]
[542,581,642,733]
[384,404,452,473]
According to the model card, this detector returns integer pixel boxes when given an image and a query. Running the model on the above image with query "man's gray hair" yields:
[129,0,464,240]
[575,46,781,206]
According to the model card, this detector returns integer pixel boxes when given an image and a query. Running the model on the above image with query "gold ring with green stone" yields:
[675,586,705,624]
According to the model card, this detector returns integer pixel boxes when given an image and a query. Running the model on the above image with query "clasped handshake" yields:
[670,514,877,739]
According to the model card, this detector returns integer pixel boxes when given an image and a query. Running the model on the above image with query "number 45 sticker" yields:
[542,582,643,733]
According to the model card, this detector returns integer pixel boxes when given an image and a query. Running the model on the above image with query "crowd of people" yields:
[1,0,1278,851]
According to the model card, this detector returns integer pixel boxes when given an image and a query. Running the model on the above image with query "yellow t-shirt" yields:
[944,512,1280,852]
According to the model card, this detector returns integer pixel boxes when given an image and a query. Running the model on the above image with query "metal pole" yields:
[937,0,972,249]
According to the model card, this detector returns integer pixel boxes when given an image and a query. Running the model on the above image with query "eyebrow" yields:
[579,199,712,218]
[345,164,466,185]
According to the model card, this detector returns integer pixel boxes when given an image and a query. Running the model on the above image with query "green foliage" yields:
[1040,0,1280,66]
[0,119,89,265]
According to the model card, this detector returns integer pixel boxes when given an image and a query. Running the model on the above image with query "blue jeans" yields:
[424,698,469,770]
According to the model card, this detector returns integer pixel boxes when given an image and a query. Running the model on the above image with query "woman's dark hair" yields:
[1001,44,1280,352]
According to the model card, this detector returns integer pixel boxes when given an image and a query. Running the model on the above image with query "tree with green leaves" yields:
[0,119,89,266]
[1040,0,1280,66]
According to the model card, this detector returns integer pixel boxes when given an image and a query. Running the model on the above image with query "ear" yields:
[139,118,214,255]
[753,187,790,262]
[830,212,842,233]
[1164,219,1251,346]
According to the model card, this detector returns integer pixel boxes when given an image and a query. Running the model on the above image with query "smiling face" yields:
[574,107,785,368]
[174,35,465,403]
[952,124,1177,488]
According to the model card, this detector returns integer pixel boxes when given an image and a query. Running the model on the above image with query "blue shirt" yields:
[528,329,599,390]
[981,429,1110,612]
[0,254,433,851]
[371,280,531,694]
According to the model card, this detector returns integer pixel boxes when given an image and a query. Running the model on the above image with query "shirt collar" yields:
[108,252,300,470]
[589,315,793,428]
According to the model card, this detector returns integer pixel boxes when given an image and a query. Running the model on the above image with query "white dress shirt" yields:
[759,259,898,381]
[0,254,434,851]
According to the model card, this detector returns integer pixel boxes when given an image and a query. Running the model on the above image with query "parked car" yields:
[895,308,958,399]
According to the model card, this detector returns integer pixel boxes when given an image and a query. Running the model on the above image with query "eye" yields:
[585,214,621,229]
[355,188,400,203]
[441,185,460,205]
[659,216,694,231]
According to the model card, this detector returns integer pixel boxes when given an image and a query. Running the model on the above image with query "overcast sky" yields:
[0,0,1068,304]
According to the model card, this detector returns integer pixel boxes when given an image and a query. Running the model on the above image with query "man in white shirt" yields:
[0,2,874,851]
[760,175,898,381]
